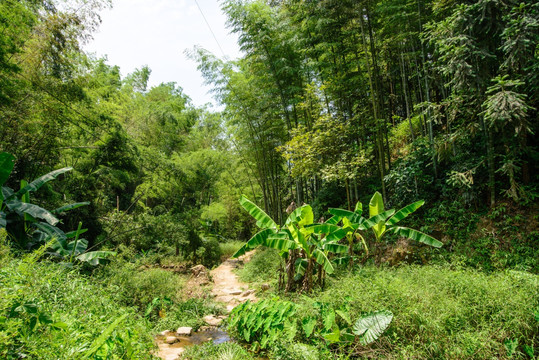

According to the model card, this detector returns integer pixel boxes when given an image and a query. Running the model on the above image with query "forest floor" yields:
[156,251,257,360]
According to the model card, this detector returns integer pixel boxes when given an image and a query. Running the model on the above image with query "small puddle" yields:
[156,328,231,360]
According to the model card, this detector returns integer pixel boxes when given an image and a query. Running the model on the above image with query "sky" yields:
[84,0,242,108]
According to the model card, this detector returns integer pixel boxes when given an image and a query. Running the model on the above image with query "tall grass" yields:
[219,241,245,259]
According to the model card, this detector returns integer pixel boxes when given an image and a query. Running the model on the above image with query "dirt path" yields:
[211,251,257,312]
[156,251,257,360]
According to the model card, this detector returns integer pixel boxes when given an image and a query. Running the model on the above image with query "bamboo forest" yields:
[1,0,538,359]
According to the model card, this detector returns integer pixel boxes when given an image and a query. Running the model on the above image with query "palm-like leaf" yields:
[353,310,393,345]
[369,192,385,240]
[232,228,275,258]
[6,200,59,225]
[13,167,72,200]
[313,249,334,274]
[391,227,443,247]
[51,202,90,215]
[76,250,116,265]
[239,195,277,230]
[386,200,424,226]
[359,209,396,231]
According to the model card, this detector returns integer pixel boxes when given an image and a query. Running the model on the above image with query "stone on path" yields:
[165,336,178,344]
[204,315,223,326]
[242,289,255,297]
[228,289,243,295]
[176,327,193,336]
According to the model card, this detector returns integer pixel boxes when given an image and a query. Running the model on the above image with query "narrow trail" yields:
[156,251,257,360]
[211,251,257,312]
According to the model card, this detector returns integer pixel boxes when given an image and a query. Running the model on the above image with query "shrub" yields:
[297,264,539,359]
[0,254,156,359]
[182,341,255,360]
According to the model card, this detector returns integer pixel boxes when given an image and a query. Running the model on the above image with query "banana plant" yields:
[0,152,115,264]
[232,195,348,292]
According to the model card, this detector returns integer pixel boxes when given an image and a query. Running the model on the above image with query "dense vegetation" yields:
[0,0,538,359]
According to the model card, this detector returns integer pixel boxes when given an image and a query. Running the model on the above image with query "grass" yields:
[236,250,539,359]
[182,341,255,360]
[237,247,280,284]
[0,249,157,359]
[219,241,246,259]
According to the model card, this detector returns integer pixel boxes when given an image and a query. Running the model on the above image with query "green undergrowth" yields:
[0,248,157,359]
[237,252,539,359]
[237,248,280,284]
[182,341,255,360]
[220,241,245,260]
[97,258,225,332]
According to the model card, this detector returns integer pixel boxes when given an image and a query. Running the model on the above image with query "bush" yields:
[237,248,281,284]
[0,253,156,359]
[98,260,183,311]
[219,241,244,259]
[296,264,539,359]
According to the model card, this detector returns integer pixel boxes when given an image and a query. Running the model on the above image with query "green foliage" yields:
[227,298,298,351]
[300,264,539,359]
[237,248,281,284]
[0,254,155,359]
[182,341,255,360]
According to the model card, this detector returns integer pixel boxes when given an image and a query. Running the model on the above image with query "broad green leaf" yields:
[285,205,313,227]
[323,308,336,331]
[359,209,396,231]
[323,243,349,254]
[232,228,275,258]
[239,195,277,230]
[265,237,297,252]
[33,222,66,240]
[307,223,341,235]
[65,228,88,238]
[67,238,89,255]
[369,192,385,240]
[369,191,384,217]
[14,167,72,200]
[288,224,309,255]
[386,200,424,226]
[313,249,334,274]
[302,317,317,338]
[328,208,355,218]
[51,202,90,214]
[353,310,393,345]
[0,212,6,228]
[354,201,363,214]
[83,314,128,358]
[0,152,15,187]
[391,227,443,247]
[325,228,349,242]
[6,200,59,225]
[76,250,117,265]
[322,327,341,344]
[336,310,352,326]
[325,215,341,225]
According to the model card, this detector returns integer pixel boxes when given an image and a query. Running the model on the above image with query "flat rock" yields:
[228,289,243,295]
[242,289,255,297]
[204,315,223,326]
[176,327,193,336]
[159,330,173,336]
[165,336,178,344]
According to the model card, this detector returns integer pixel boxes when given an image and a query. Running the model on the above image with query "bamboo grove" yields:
[191,0,539,219]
